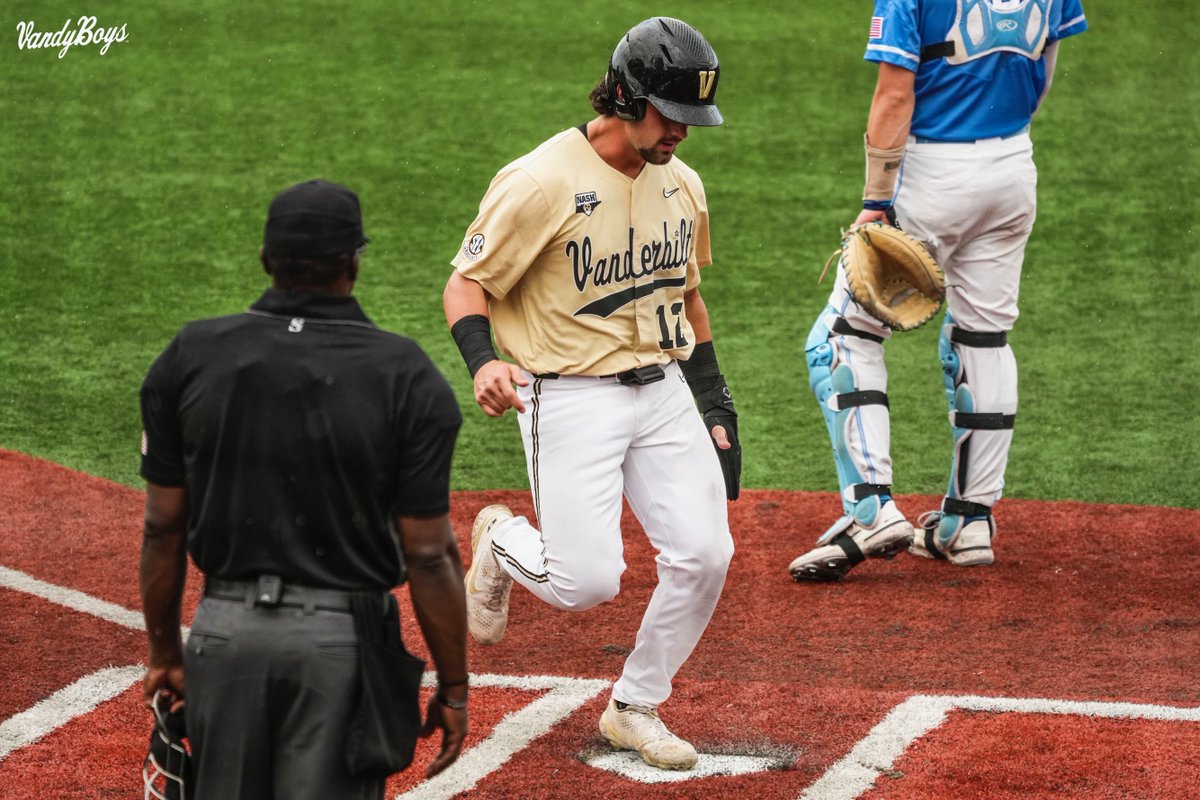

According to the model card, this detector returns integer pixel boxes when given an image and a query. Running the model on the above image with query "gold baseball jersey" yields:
[452,125,712,376]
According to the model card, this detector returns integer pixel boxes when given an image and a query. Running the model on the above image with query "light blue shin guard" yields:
[806,307,890,538]
[938,313,962,412]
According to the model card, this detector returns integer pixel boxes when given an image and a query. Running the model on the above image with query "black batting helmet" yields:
[606,17,723,127]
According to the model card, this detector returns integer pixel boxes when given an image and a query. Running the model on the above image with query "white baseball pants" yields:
[824,132,1035,506]
[490,361,733,707]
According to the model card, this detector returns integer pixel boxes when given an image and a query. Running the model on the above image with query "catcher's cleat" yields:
[465,504,515,645]
[789,501,913,581]
[599,698,698,771]
[910,511,995,566]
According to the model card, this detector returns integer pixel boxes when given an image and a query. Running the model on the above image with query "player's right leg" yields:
[463,504,519,645]
[909,313,1016,566]
[789,281,913,581]
[464,373,635,645]
[903,135,1032,566]
[602,363,731,769]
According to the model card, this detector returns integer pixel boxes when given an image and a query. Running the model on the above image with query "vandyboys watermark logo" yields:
[16,16,128,58]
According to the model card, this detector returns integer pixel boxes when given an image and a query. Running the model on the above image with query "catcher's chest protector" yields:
[945,0,1050,64]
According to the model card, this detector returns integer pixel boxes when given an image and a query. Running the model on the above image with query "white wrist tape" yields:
[863,134,906,204]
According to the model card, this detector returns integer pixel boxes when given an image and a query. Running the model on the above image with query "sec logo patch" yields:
[462,233,486,261]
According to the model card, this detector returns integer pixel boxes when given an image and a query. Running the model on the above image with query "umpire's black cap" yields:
[263,179,369,257]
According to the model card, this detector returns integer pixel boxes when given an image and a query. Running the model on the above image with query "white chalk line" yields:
[800,693,1200,800]
[0,665,144,761]
[398,674,611,800]
[0,564,190,765]
[3,565,1199,797]
[0,564,148,632]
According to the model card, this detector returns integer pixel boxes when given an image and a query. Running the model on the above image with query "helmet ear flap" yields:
[607,68,646,122]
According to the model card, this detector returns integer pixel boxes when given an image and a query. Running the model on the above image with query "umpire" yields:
[139,179,468,798]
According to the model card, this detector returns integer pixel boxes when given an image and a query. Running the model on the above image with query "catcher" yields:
[789,219,943,581]
[789,0,1085,582]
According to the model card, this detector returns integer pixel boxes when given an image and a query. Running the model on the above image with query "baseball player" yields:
[789,0,1088,581]
[443,17,738,770]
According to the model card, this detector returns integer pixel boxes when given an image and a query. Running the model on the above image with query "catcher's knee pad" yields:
[940,320,1017,505]
[938,314,962,410]
[806,306,887,442]
[805,307,841,433]
[806,308,892,522]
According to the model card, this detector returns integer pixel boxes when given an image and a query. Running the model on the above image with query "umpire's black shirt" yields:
[139,288,462,590]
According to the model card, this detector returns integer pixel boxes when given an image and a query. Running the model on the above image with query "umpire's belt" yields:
[535,364,666,385]
[205,575,364,613]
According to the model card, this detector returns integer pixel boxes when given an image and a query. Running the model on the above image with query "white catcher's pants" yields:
[823,132,1034,506]
[490,360,733,708]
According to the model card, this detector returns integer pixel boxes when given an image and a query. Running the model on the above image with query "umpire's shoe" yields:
[599,698,698,770]
[788,501,913,581]
[465,505,515,645]
[910,510,995,566]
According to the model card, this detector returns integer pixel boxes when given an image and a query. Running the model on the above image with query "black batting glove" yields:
[680,342,742,501]
[695,382,741,500]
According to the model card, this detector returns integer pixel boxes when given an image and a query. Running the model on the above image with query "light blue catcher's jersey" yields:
[866,0,1088,141]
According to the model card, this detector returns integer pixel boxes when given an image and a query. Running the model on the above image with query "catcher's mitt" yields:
[822,222,945,331]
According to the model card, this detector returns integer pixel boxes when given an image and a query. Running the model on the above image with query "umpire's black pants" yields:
[184,594,384,800]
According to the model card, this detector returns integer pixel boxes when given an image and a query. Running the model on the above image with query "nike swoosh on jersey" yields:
[663,187,680,198]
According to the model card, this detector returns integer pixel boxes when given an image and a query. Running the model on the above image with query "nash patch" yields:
[575,191,601,216]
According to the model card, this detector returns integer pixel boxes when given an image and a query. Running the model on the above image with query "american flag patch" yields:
[869,16,884,38]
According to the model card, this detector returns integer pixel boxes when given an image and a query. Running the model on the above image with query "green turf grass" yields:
[1,1,1195,507]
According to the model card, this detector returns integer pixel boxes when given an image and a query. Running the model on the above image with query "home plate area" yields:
[388,674,1200,800]
[584,751,784,783]
[392,673,799,798]
[3,455,1200,798]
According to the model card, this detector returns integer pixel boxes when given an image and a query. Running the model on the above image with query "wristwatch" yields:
[437,689,468,710]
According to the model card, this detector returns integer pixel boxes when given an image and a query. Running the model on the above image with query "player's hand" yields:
[710,424,732,450]
[420,694,468,778]
[473,360,528,417]
[702,410,741,501]
[853,208,890,226]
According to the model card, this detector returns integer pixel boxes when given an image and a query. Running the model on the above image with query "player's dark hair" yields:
[265,251,358,291]
[589,74,615,117]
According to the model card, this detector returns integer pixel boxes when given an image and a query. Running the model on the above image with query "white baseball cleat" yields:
[465,504,515,645]
[599,698,698,771]
[788,500,913,581]
[911,511,995,566]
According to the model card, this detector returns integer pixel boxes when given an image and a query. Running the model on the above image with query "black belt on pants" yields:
[535,364,667,385]
[204,576,375,613]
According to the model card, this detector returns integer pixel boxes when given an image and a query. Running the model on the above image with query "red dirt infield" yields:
[1,449,1198,799]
